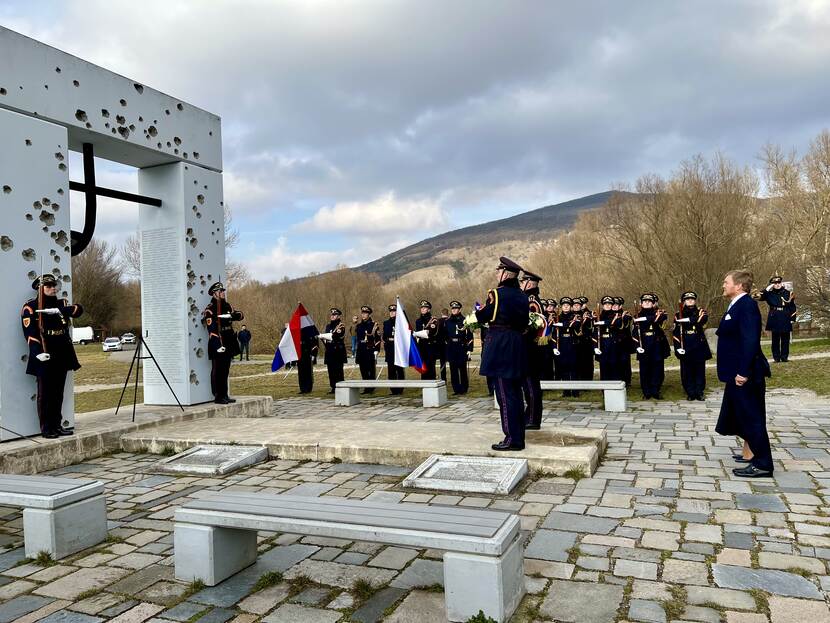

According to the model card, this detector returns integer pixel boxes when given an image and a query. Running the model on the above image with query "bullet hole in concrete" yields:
[186,227,194,236]
[183,152,188,159]
[157,142,162,149]
[63,275,70,282]
[197,194,205,205]
[165,109,170,115]
[55,67,61,73]
[0,88,6,95]
[190,371,199,385]
[49,249,56,256]
[199,253,204,260]
[0,236,13,251]
[193,180,197,184]
[193,152,200,159]
[64,246,70,253]
[53,268,61,276]
[73,80,79,87]
[21,354,27,363]
[119,98,127,106]
[209,130,213,136]
[105,123,110,129]
[75,109,87,122]
[42,198,51,206]
[54,152,64,161]
[50,232,56,239]
[26,214,33,221]
[116,114,126,125]
[190,237,198,248]
[58,163,67,171]
[2,185,11,194]
[111,128,117,135]
[173,136,182,146]
[117,127,130,139]
[195,348,204,358]
[192,205,198,213]
[25,139,32,146]
[44,84,48,90]
[51,203,60,212]
[57,188,64,195]
[219,201,224,207]
[174,149,179,155]
[30,394,36,402]
[134,83,144,94]
[101,109,110,118]
[138,116,143,122]
[211,220,215,224]
[55,231,68,246]
[22,249,36,261]
[207,274,212,280]
[177,103,183,111]
[196,212,202,219]
[27,270,37,280]
[215,240,219,245]
[85,123,92,129]
[129,124,135,131]
[33,201,41,209]
[166,141,171,148]
[42,226,48,232]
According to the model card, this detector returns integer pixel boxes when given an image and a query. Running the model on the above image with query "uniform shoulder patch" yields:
[23,317,31,328]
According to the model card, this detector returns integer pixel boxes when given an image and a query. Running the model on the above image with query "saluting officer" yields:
[203,282,244,404]
[595,296,619,380]
[673,291,712,401]
[443,301,473,394]
[614,297,634,387]
[576,296,595,381]
[355,306,380,392]
[414,300,440,380]
[520,270,545,429]
[758,275,797,363]
[541,298,558,380]
[553,297,582,396]
[475,257,529,451]
[321,308,347,393]
[21,274,83,438]
[633,293,669,399]
[383,304,405,394]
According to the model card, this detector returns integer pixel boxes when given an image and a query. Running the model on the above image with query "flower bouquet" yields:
[463,312,481,331]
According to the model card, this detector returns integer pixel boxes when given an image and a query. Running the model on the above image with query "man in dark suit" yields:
[715,270,773,477]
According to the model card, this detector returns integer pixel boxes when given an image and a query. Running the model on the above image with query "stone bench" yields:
[0,475,107,559]
[174,492,524,622]
[494,380,627,412]
[335,379,448,408]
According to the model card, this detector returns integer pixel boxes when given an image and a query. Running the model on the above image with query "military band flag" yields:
[393,297,427,373]
[271,303,319,371]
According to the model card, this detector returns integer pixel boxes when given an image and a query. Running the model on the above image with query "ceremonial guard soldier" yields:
[21,274,83,438]
[444,301,473,394]
[520,270,545,429]
[613,297,634,387]
[595,296,619,380]
[475,257,529,451]
[383,304,405,394]
[632,293,669,399]
[576,296,595,381]
[355,305,380,393]
[541,298,558,380]
[758,275,796,362]
[438,308,449,381]
[673,291,711,400]
[553,297,582,396]
[202,282,244,404]
[414,300,440,380]
[297,326,319,394]
[479,323,496,396]
[320,308,347,393]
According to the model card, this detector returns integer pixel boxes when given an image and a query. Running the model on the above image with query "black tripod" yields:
[116,335,184,422]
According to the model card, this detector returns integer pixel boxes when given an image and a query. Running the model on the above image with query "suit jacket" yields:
[716,294,770,383]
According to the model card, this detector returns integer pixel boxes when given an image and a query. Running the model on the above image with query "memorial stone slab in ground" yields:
[152,445,268,476]
[402,455,528,494]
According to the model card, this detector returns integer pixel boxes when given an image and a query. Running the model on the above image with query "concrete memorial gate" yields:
[0,28,226,440]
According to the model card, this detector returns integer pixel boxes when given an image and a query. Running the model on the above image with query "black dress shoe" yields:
[224,397,237,403]
[42,431,59,439]
[732,454,751,463]
[697,395,705,401]
[525,424,541,430]
[491,441,525,451]
[733,464,772,478]
[57,427,74,436]
[328,389,335,394]
[214,398,230,404]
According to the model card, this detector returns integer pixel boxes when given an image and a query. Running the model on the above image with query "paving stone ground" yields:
[2,387,830,621]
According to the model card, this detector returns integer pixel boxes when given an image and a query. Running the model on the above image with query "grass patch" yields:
[563,466,586,481]
[252,571,283,592]
[156,445,177,457]
[748,588,770,614]
[34,551,56,567]
[288,574,313,596]
[662,585,686,620]
[331,456,343,464]
[464,611,498,623]
[182,579,206,598]
[76,588,103,601]
[413,583,444,593]
[105,534,125,544]
[350,578,377,603]
[566,546,582,564]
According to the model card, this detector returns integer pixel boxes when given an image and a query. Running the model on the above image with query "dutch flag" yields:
[271,303,319,371]
[393,297,427,373]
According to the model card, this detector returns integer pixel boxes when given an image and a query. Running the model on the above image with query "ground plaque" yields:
[152,445,268,476]
[402,455,528,494]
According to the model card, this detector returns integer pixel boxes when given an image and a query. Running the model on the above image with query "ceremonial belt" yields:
[45,329,66,336]
[644,331,654,336]
[773,306,785,311]
[684,330,697,335]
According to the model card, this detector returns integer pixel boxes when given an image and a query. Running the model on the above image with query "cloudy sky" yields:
[3,1,830,279]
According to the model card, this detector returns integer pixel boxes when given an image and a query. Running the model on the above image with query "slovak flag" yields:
[393,297,427,373]
[271,303,319,371]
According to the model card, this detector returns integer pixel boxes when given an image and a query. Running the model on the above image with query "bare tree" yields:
[71,239,124,331]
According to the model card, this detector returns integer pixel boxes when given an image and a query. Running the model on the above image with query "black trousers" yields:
[599,358,618,381]
[771,332,790,362]
[238,342,250,361]
[449,361,469,394]
[37,366,68,434]
[639,358,664,397]
[358,355,376,392]
[438,357,447,381]
[719,380,773,471]
[326,361,344,390]
[387,363,405,394]
[421,357,436,380]
[618,351,632,387]
[494,377,525,448]
[680,358,706,398]
[556,359,579,396]
[298,354,314,393]
[522,376,542,427]
[211,355,231,400]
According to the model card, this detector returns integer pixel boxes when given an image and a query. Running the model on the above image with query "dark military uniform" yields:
[594,296,619,381]
[520,271,545,429]
[553,297,582,396]
[476,257,529,451]
[298,329,319,394]
[479,324,496,396]
[202,282,244,404]
[415,301,440,380]
[444,301,473,395]
[759,277,796,362]
[383,305,406,394]
[633,293,669,399]
[356,306,380,392]
[21,275,83,438]
[575,297,595,381]
[541,299,557,381]
[614,297,634,387]
[323,309,348,393]
[673,292,711,400]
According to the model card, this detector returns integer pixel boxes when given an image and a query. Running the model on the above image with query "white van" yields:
[71,326,95,345]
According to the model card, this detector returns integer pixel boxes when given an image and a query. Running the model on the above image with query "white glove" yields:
[218,314,232,319]
[676,317,690,323]
[36,353,51,362]
[552,348,561,356]
[217,346,226,353]
[594,321,605,326]
[594,348,602,356]
[636,347,645,354]
[374,351,378,359]
[766,284,774,291]
[413,330,429,339]
[676,348,686,355]
[634,317,647,322]
[553,322,563,327]
[318,332,333,342]
[36,308,62,315]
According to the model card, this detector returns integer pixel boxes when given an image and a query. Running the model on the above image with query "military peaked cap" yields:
[616,296,625,305]
[31,274,58,290]
[497,256,523,275]
[361,305,372,314]
[388,304,397,312]
[601,295,614,304]
[681,291,697,301]
[770,275,783,284]
[560,296,573,305]
[419,300,432,309]
[521,270,542,282]
[330,308,342,315]
[449,300,462,309]
[641,293,657,303]
[208,281,225,295]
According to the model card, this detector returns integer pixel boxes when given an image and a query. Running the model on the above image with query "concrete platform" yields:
[119,417,607,475]
[0,396,272,474]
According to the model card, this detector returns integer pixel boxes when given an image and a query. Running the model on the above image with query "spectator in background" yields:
[237,324,251,361]
[350,315,359,362]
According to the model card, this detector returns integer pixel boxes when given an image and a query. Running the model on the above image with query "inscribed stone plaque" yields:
[403,455,527,494]
[153,445,268,476]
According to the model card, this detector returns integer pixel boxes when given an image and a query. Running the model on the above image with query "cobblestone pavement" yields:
[2,388,830,622]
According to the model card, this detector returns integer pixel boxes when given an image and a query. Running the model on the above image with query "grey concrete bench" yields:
[174,492,523,622]
[336,379,448,408]
[0,475,107,559]
[494,380,627,412]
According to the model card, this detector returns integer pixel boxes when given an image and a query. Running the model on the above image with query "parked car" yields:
[71,326,95,345]
[121,332,136,344]
[102,337,123,352]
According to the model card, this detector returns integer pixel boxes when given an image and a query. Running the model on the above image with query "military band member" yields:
[673,291,711,401]
[383,304,405,394]
[595,296,619,380]
[438,307,450,382]
[475,257,529,451]
[758,275,796,363]
[355,305,380,393]
[444,301,473,394]
[297,326,319,394]
[203,282,244,404]
[21,274,83,438]
[520,270,545,429]
[321,308,347,393]
[553,297,582,396]
[576,296,595,381]
[541,298,558,380]
[613,297,634,387]
[633,293,669,399]
[414,300,440,380]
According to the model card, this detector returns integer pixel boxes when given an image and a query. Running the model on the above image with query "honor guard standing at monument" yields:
[673,291,711,401]
[541,298,558,380]
[475,257,529,451]
[520,270,545,429]
[576,297,595,381]
[595,296,619,381]
[444,301,473,395]
[297,322,319,394]
[553,297,582,396]
[757,275,797,363]
[20,274,83,438]
[633,293,669,399]
[414,300,440,380]
[356,306,380,393]
[383,304,405,394]
[320,308,347,393]
[203,282,244,404]
[613,297,634,387]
